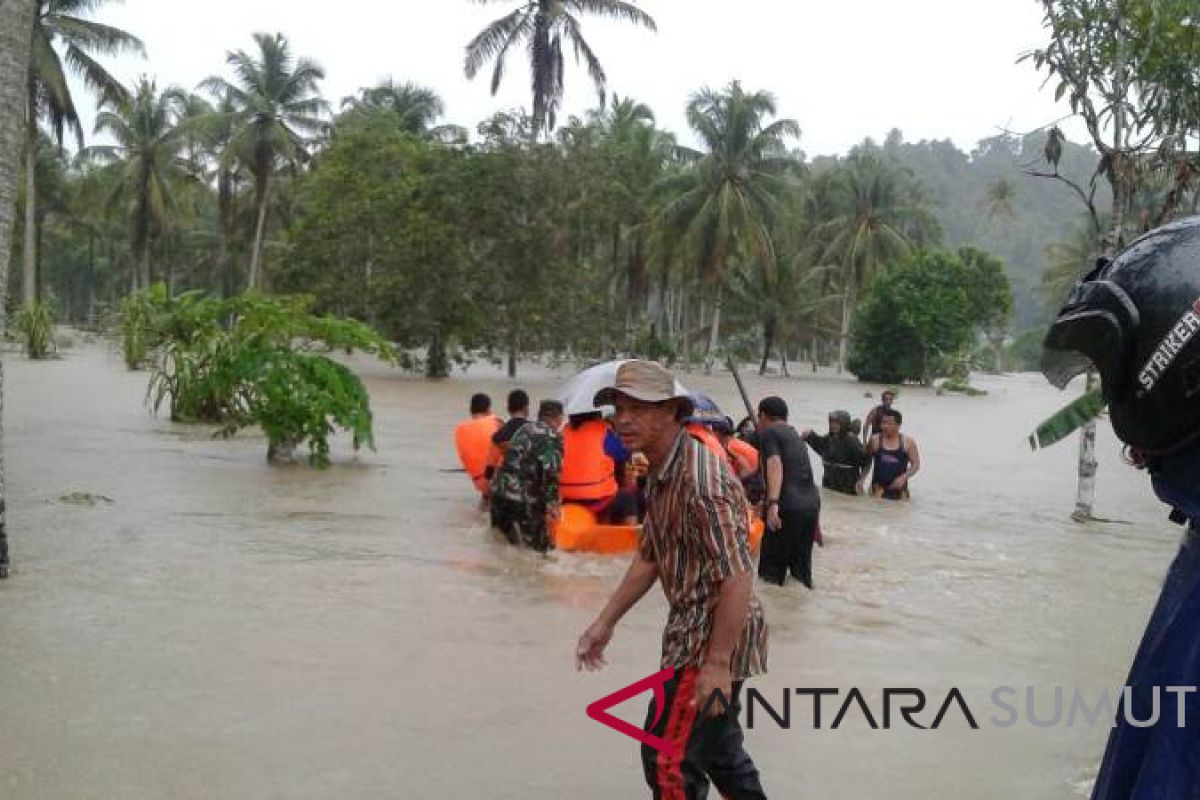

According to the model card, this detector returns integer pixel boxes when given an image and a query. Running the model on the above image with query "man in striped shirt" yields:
[576,360,769,800]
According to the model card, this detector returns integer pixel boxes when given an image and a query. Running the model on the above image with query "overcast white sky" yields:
[86,0,1080,157]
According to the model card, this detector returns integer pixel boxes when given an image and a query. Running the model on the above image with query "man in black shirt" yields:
[756,396,821,589]
[492,389,531,455]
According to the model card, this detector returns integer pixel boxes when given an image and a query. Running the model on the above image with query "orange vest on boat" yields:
[454,414,501,494]
[686,423,730,465]
[560,420,619,502]
[726,437,759,475]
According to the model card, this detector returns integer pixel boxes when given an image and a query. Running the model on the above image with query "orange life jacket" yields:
[454,414,501,494]
[726,437,759,476]
[686,423,730,465]
[560,420,619,502]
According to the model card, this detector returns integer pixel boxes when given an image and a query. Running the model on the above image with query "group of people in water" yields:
[453,376,921,585]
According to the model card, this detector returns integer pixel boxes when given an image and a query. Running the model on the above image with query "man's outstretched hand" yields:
[576,619,614,671]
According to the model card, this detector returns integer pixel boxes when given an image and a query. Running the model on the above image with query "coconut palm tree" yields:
[464,0,656,139]
[201,32,328,290]
[82,77,187,291]
[338,79,463,141]
[592,95,673,329]
[817,151,938,371]
[657,81,801,371]
[24,0,143,303]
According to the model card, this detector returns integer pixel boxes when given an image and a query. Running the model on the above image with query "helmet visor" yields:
[1041,280,1140,400]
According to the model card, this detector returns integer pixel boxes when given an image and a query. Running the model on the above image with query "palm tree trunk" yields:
[22,109,35,305]
[0,0,40,578]
[85,228,95,322]
[140,239,151,292]
[248,179,271,291]
[507,330,518,379]
[759,317,775,376]
[837,287,854,373]
[705,288,722,375]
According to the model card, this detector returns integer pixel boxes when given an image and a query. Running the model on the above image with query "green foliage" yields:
[119,283,170,369]
[464,0,657,137]
[849,248,1012,384]
[145,291,395,467]
[1029,387,1106,450]
[14,300,57,360]
[234,349,374,467]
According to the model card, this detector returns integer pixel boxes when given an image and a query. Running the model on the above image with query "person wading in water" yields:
[861,408,921,500]
[575,360,769,800]
[802,410,869,495]
[861,389,898,443]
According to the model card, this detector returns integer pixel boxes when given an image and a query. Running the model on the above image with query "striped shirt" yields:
[640,429,768,680]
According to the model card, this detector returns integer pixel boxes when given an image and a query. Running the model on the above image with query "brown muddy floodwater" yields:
[0,340,1182,799]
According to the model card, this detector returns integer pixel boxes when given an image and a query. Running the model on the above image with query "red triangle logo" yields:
[585,667,679,756]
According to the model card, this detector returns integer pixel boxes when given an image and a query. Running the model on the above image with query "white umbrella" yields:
[558,359,690,416]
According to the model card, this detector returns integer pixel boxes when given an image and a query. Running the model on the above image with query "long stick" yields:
[726,356,755,422]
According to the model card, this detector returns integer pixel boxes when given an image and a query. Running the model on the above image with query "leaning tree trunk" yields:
[248,178,271,291]
[22,106,34,304]
[0,0,39,577]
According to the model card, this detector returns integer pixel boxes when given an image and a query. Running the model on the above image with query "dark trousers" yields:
[1091,527,1200,799]
[757,508,816,588]
[640,667,767,800]
[489,496,551,553]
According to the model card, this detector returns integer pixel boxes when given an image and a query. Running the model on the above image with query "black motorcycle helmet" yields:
[1042,216,1200,455]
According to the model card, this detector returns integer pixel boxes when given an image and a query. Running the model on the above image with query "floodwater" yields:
[0,341,1182,799]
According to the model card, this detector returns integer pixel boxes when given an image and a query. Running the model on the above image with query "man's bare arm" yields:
[576,553,658,670]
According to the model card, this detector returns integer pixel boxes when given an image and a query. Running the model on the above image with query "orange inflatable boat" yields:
[552,503,765,555]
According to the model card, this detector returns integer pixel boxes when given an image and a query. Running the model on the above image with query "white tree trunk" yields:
[837,285,854,373]
[22,111,34,304]
[0,0,40,576]
[1073,371,1100,522]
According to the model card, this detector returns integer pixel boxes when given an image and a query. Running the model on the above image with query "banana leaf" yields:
[1028,388,1107,451]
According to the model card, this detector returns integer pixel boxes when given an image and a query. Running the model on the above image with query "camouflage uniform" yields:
[489,420,563,553]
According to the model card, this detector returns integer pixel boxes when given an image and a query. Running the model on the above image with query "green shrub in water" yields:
[147,291,396,467]
[14,300,57,360]
[119,284,170,369]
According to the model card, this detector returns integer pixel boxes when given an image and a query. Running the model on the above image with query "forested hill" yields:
[813,129,1108,329]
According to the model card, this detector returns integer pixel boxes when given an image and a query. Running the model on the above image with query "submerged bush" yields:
[119,284,170,369]
[14,300,57,360]
[146,291,395,467]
